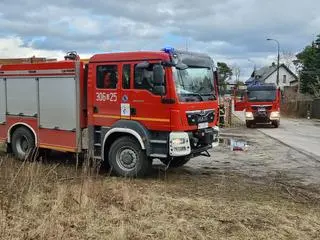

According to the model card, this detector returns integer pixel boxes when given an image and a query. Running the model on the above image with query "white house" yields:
[246,63,298,89]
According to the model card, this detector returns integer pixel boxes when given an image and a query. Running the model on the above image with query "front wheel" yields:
[272,120,280,128]
[160,156,191,168]
[246,120,253,128]
[108,137,152,177]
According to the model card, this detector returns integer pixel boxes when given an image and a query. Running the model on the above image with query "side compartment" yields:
[6,77,37,117]
[0,61,85,154]
[38,76,78,152]
[38,77,76,131]
[4,77,38,145]
[0,78,6,142]
[0,78,6,123]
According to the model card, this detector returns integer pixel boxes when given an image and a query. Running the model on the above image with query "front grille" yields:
[186,109,215,126]
[253,111,268,118]
[252,105,272,111]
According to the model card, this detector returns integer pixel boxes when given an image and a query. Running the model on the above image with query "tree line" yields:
[294,34,320,97]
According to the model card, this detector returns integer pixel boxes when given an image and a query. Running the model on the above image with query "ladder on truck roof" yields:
[0,57,57,65]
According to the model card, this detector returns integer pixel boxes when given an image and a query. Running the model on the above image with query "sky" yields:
[0,0,319,81]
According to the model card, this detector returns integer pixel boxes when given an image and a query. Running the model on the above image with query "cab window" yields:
[96,65,118,89]
[134,63,165,95]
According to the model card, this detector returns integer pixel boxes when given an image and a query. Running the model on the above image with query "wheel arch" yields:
[7,122,38,145]
[102,128,145,157]
[101,120,152,161]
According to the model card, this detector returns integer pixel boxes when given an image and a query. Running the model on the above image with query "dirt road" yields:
[233,111,320,161]
[186,125,320,186]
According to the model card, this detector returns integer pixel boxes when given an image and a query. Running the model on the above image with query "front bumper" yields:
[246,111,280,122]
[169,126,219,157]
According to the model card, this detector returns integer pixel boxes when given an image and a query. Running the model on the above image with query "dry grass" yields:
[0,153,320,240]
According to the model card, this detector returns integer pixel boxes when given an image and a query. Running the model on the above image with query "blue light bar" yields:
[161,47,175,54]
[247,82,277,90]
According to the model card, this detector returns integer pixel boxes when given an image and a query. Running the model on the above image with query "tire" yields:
[160,156,191,168]
[108,136,151,177]
[11,127,36,161]
[246,120,252,128]
[272,120,280,128]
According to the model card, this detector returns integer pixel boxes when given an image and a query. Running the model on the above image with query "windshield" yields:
[247,90,276,102]
[173,67,216,102]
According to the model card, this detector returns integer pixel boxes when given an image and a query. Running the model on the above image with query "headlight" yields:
[270,111,280,119]
[212,126,220,147]
[245,111,254,120]
[213,126,220,132]
[169,132,191,157]
[171,138,186,145]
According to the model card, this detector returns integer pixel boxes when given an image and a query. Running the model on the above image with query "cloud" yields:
[0,0,319,80]
[0,36,65,59]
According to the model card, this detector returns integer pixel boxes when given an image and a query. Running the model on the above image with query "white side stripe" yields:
[0,69,75,75]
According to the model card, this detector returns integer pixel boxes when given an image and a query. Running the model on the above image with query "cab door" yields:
[234,87,247,111]
[93,63,121,126]
[126,61,171,131]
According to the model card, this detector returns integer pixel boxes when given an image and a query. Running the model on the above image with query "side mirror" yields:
[153,64,164,85]
[136,61,150,69]
[153,86,165,96]
[176,62,188,70]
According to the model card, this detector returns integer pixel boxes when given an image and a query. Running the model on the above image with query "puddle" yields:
[219,137,251,151]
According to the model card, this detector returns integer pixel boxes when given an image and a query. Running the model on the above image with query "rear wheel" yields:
[11,127,36,160]
[108,136,152,177]
[160,156,191,168]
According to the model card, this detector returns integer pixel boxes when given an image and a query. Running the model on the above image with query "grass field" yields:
[0,153,320,240]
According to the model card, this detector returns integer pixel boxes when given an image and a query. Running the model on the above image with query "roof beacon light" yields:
[162,47,175,54]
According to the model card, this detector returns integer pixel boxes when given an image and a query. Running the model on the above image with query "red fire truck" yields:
[0,48,220,177]
[234,82,281,128]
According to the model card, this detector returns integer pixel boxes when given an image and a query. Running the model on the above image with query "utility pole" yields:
[267,38,280,87]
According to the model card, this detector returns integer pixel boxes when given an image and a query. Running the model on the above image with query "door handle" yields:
[93,105,99,113]
[130,108,136,116]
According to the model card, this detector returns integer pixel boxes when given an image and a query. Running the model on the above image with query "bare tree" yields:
[232,64,241,82]
[281,51,296,71]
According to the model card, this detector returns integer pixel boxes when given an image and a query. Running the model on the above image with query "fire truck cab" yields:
[0,48,220,177]
[234,82,281,128]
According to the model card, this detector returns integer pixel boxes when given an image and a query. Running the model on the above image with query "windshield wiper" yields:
[181,93,204,101]
[200,93,217,100]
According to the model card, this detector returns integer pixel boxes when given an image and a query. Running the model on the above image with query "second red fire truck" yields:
[0,48,220,177]
[234,82,281,128]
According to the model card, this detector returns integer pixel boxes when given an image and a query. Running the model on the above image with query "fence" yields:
[281,100,313,118]
[312,98,320,119]
[219,98,245,128]
[281,86,318,118]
